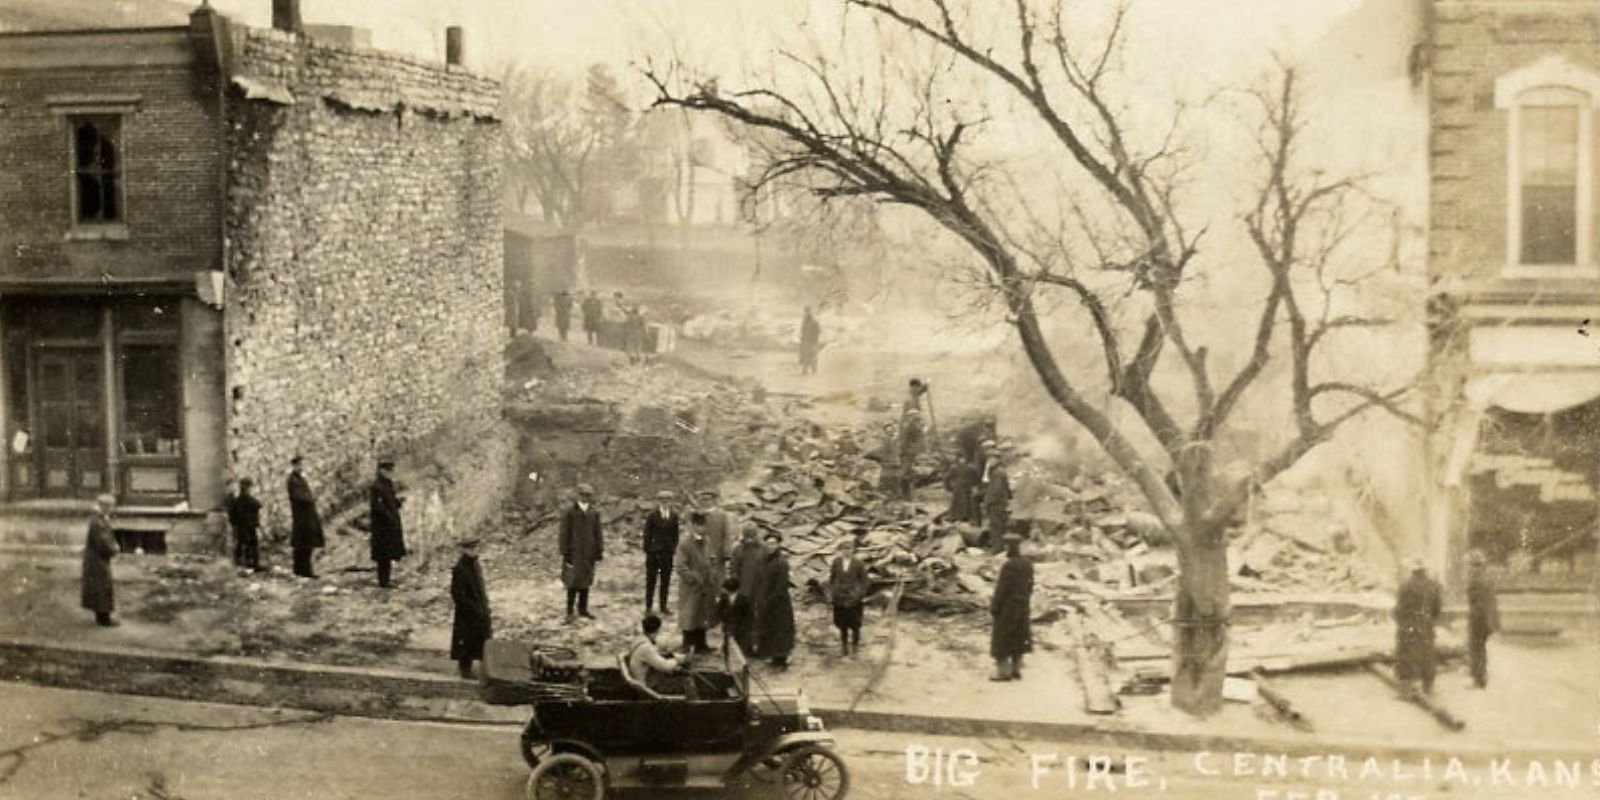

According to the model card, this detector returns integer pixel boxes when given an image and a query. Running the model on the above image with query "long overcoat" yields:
[369,475,407,561]
[675,533,717,631]
[1393,571,1442,681]
[990,552,1034,660]
[287,471,325,550]
[450,554,492,661]
[80,514,117,614]
[558,503,604,589]
[944,460,978,522]
[754,548,796,658]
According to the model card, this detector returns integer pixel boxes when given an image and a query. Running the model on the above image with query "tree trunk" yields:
[1170,524,1230,715]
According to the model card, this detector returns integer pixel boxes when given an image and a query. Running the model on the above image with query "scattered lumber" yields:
[1064,610,1120,715]
[1362,662,1465,731]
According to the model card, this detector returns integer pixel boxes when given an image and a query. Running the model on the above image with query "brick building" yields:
[0,2,504,548]
[1423,0,1600,593]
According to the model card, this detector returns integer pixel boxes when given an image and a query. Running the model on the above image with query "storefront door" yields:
[32,346,106,498]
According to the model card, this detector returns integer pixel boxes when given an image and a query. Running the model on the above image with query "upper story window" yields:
[69,115,123,226]
[1495,56,1600,277]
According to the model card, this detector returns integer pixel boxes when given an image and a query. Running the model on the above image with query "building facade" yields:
[0,3,503,545]
[1424,0,1600,593]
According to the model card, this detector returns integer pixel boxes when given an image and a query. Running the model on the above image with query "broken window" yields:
[69,115,122,225]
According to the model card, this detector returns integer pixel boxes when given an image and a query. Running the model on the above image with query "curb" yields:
[2,635,1593,762]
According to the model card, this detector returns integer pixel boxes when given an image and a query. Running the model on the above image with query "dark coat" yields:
[1467,569,1500,637]
[990,553,1034,659]
[944,461,979,522]
[369,475,407,561]
[450,554,492,661]
[754,548,796,658]
[81,514,117,614]
[559,503,603,589]
[675,534,717,631]
[581,296,603,329]
[287,471,325,550]
[718,592,754,657]
[554,293,573,325]
[642,509,680,555]
[228,492,262,534]
[828,556,870,608]
[1393,571,1442,680]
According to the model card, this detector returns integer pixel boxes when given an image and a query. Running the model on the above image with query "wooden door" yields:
[33,347,106,498]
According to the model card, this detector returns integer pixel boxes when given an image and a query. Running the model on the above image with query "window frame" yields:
[1494,56,1600,279]
[47,95,140,238]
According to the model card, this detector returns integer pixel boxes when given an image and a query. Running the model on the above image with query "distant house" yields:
[0,2,503,547]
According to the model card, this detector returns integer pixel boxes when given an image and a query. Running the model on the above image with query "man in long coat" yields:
[754,530,796,669]
[287,456,324,578]
[581,292,603,345]
[798,307,821,375]
[676,513,717,654]
[1466,550,1500,689]
[642,491,680,614]
[728,525,765,654]
[982,451,1013,553]
[699,491,735,621]
[1393,559,1443,696]
[369,460,407,588]
[553,291,574,342]
[81,494,120,627]
[989,531,1033,681]
[559,483,603,621]
[943,458,978,523]
[450,538,492,679]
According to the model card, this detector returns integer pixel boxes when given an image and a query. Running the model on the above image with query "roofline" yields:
[0,26,191,39]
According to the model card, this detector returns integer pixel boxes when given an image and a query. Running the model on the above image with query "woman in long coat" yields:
[675,518,717,653]
[989,532,1033,681]
[450,539,492,679]
[754,531,796,669]
[81,494,119,626]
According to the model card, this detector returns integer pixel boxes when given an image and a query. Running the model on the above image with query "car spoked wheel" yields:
[525,753,604,800]
[781,745,850,800]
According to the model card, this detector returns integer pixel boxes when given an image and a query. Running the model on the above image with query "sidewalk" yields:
[3,552,1596,760]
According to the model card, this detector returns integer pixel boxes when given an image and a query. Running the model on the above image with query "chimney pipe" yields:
[272,0,301,33]
[445,26,464,66]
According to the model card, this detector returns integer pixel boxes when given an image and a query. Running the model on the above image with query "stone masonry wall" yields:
[223,26,507,533]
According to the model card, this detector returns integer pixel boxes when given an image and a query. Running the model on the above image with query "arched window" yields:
[1495,56,1600,276]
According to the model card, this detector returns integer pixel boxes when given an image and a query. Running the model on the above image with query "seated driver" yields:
[627,613,686,694]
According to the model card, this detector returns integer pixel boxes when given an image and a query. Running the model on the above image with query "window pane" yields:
[74,122,99,170]
[77,175,102,220]
[121,346,181,456]
[1519,105,1580,264]
[1520,106,1578,186]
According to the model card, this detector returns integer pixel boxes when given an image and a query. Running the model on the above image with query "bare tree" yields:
[500,67,600,226]
[647,0,1420,715]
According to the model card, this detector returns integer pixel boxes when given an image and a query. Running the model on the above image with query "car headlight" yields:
[805,715,825,732]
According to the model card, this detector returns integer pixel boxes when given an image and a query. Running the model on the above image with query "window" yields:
[1495,56,1600,276]
[120,345,180,458]
[69,115,122,225]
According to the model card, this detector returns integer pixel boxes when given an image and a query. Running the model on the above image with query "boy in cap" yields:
[642,490,680,614]
[828,538,869,656]
[450,538,492,679]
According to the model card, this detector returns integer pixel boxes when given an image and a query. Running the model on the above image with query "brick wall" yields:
[0,31,222,280]
[223,27,507,522]
[1428,0,1600,285]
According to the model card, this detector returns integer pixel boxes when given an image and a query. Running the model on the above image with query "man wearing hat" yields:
[559,483,604,621]
[1392,557,1443,696]
[697,490,735,608]
[228,478,263,573]
[286,456,324,579]
[982,446,1014,553]
[1465,550,1500,688]
[989,530,1033,681]
[81,494,121,627]
[676,511,718,653]
[642,491,681,615]
[450,538,492,679]
[753,529,796,669]
[369,459,407,588]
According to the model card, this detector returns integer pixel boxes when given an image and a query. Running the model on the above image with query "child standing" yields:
[828,538,869,656]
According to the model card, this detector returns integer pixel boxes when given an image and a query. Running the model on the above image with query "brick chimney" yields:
[445,26,464,66]
[272,0,302,34]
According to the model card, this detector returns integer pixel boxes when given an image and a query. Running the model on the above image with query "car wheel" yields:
[781,745,850,800]
[519,738,552,770]
[525,752,604,800]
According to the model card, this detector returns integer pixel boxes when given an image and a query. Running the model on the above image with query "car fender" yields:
[730,732,836,776]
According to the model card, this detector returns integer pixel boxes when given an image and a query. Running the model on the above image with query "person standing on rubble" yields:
[286,455,324,579]
[989,531,1033,681]
[897,407,926,499]
[643,491,680,615]
[553,290,574,342]
[676,511,718,654]
[1465,550,1500,689]
[581,291,603,345]
[828,538,869,656]
[449,538,492,680]
[560,483,604,622]
[81,493,120,627]
[369,459,408,589]
[943,457,978,524]
[228,478,263,573]
[1392,558,1443,696]
[982,447,1014,552]
[729,524,766,654]
[754,530,796,670]
[799,306,821,375]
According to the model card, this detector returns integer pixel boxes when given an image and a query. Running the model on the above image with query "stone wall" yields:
[222,26,507,527]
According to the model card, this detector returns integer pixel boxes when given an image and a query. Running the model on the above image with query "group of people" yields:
[1392,553,1501,695]
[551,289,653,364]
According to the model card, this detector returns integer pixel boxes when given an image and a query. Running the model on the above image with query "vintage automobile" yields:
[481,639,850,800]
